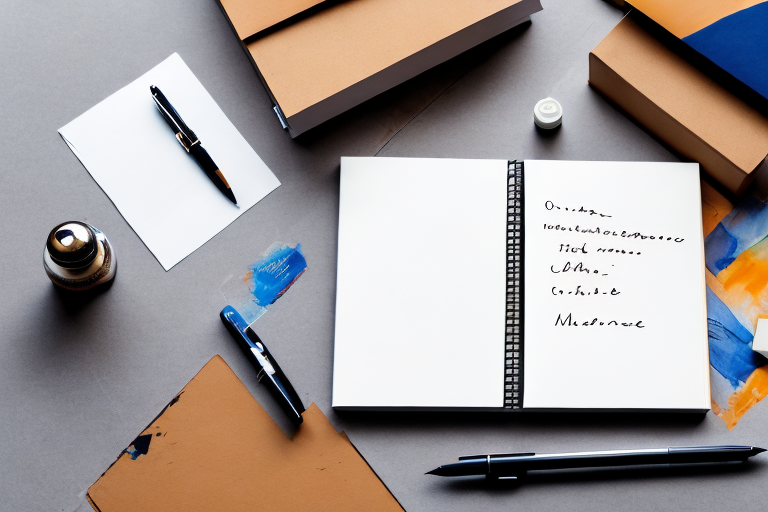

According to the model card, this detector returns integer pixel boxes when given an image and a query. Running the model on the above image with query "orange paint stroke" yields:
[712,366,768,429]
[242,269,254,283]
[720,249,768,298]
[714,240,768,331]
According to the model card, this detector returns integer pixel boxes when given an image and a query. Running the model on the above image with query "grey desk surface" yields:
[2,0,766,510]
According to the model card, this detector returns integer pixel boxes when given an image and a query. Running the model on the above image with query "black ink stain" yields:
[126,434,152,460]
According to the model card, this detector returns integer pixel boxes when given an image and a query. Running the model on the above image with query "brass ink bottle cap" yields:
[43,221,117,291]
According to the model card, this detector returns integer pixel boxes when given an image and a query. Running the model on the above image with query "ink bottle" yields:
[43,221,117,291]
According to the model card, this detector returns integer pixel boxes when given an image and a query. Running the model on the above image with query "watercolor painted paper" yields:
[705,196,768,274]
[702,185,768,429]
[628,0,768,102]
[706,287,766,387]
[59,53,281,270]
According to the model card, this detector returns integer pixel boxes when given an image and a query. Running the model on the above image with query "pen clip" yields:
[150,85,198,152]
[174,132,195,153]
[251,345,276,380]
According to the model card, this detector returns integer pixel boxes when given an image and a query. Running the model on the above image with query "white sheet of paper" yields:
[522,160,709,410]
[59,53,280,270]
[332,157,509,408]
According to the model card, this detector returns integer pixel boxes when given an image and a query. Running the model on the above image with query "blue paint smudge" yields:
[125,434,152,460]
[705,196,768,274]
[249,244,307,306]
[705,223,738,274]
[707,287,768,387]
[683,2,768,101]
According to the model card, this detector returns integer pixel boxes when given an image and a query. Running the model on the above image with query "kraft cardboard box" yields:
[589,16,768,196]
[218,0,543,137]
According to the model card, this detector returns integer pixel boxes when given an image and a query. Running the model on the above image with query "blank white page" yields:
[522,160,709,410]
[59,53,280,270]
[333,157,509,408]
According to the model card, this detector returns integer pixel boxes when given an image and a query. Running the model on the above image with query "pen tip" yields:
[425,468,440,475]
[753,447,766,454]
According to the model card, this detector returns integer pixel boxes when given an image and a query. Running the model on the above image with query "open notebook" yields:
[332,157,710,412]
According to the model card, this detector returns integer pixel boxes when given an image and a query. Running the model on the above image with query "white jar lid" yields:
[534,97,562,129]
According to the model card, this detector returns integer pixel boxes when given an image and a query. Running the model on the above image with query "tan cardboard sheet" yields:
[246,0,525,118]
[220,0,326,39]
[87,356,403,512]
[589,16,768,195]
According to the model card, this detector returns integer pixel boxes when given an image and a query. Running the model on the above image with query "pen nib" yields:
[224,189,238,206]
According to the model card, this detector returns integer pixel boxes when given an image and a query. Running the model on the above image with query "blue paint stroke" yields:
[249,244,307,306]
[707,287,768,387]
[705,196,768,274]
[125,434,152,460]
[705,223,739,274]
[683,2,768,101]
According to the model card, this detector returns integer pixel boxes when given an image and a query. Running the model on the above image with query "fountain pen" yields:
[150,85,238,205]
[428,446,766,479]
[220,305,305,425]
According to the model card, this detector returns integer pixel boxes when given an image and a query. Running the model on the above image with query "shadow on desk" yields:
[49,278,116,316]
[14,281,119,360]
[291,19,535,156]
[334,408,707,431]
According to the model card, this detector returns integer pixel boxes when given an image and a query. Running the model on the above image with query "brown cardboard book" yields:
[87,356,403,512]
[589,16,768,196]
[218,0,542,137]
[219,0,326,39]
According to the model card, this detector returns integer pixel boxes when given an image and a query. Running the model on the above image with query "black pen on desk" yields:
[220,305,305,425]
[150,85,238,206]
[428,446,766,479]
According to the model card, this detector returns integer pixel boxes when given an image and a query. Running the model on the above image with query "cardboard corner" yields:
[86,493,101,512]
[86,358,404,511]
[589,16,768,196]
